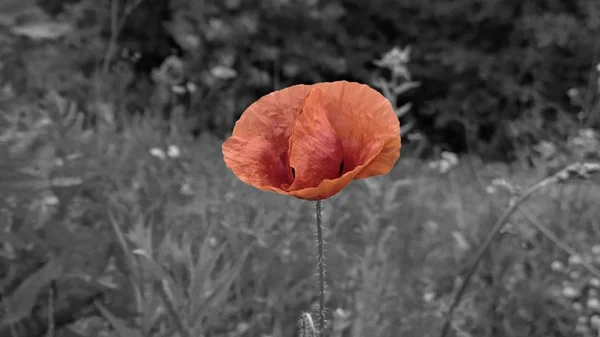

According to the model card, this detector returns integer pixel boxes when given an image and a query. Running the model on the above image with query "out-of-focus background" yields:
[2,0,600,336]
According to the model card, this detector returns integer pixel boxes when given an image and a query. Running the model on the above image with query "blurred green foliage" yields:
[3,1,600,334]
[1,0,599,160]
[2,98,600,337]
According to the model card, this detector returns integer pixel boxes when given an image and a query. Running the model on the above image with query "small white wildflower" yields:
[562,286,579,298]
[579,128,596,140]
[210,65,238,80]
[550,260,564,271]
[186,81,197,93]
[172,85,186,94]
[426,153,459,174]
[567,87,579,98]
[441,151,458,166]
[592,245,600,255]
[424,220,439,234]
[439,161,451,173]
[589,298,600,310]
[423,291,436,303]
[374,46,410,69]
[149,147,166,160]
[335,307,351,318]
[43,195,59,206]
[590,277,600,287]
[35,117,52,128]
[485,185,496,194]
[236,322,250,334]
[570,270,581,279]
[183,34,201,49]
[534,141,556,159]
[557,170,570,181]
[573,302,584,311]
[569,255,583,265]
[591,315,600,329]
[209,236,218,247]
[167,145,181,158]
[179,183,194,196]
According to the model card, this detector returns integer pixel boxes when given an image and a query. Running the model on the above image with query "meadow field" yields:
[3,109,600,337]
[2,1,600,336]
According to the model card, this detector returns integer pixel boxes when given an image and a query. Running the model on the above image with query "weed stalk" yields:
[439,162,600,337]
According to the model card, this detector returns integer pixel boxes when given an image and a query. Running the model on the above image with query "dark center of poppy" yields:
[290,158,345,183]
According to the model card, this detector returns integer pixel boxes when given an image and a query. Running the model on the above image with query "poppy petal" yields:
[287,138,384,200]
[222,136,289,193]
[222,81,400,200]
[318,81,401,178]
[355,133,401,179]
[288,87,345,194]
[231,84,313,144]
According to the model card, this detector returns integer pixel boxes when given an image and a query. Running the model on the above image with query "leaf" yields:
[395,102,412,118]
[132,250,183,303]
[393,81,421,95]
[0,256,64,327]
[11,22,73,40]
[190,246,251,324]
[400,120,415,136]
[95,301,143,337]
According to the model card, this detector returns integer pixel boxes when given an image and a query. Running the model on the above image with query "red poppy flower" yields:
[222,81,401,200]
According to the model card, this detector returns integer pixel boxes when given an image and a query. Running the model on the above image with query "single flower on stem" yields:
[222,80,401,335]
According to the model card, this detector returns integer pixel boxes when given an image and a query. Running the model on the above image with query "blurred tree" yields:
[23,0,600,160]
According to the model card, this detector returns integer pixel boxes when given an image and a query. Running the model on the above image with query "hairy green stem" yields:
[316,200,326,336]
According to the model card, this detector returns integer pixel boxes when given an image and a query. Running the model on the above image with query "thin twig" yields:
[101,0,146,74]
[315,200,326,336]
[439,162,600,337]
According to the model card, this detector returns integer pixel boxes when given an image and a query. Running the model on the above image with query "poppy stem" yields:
[315,200,326,336]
